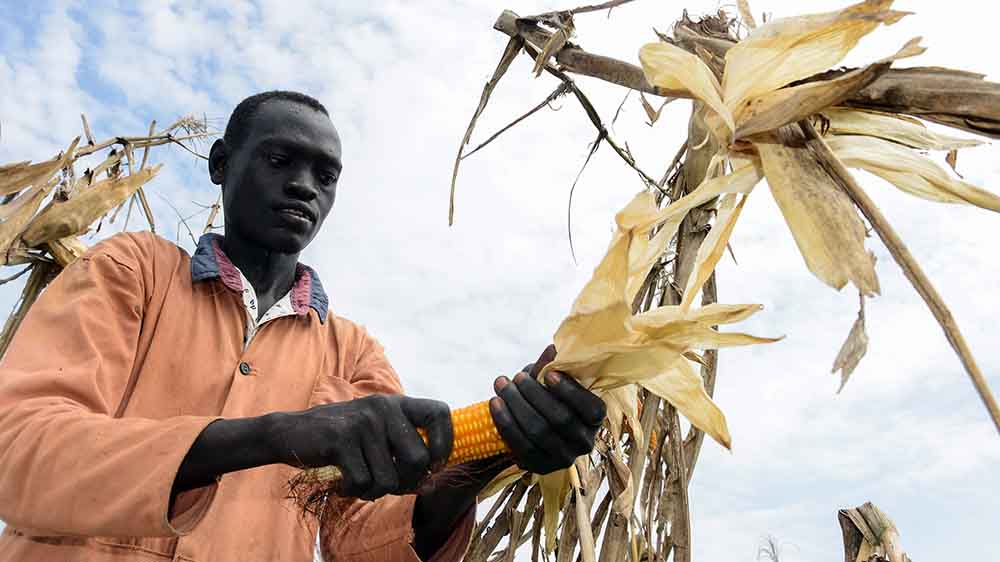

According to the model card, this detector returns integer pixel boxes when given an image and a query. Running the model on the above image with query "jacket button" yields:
[238,361,252,375]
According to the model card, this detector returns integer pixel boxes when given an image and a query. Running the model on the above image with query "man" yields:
[0,91,607,562]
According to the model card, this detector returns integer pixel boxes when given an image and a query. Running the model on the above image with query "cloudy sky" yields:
[1,0,998,560]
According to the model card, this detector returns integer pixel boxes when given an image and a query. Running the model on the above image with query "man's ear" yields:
[208,139,228,186]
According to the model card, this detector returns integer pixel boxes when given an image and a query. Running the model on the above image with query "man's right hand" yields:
[265,395,453,500]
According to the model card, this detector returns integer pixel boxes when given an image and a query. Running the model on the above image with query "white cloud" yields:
[1,1,998,560]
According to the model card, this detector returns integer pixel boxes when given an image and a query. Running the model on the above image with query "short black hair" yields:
[223,90,329,149]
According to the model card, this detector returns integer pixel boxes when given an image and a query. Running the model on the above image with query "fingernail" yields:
[545,371,561,385]
[513,372,527,384]
[495,376,509,391]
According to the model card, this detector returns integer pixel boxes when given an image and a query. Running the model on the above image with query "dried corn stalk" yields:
[454,1,1000,561]
[0,114,216,358]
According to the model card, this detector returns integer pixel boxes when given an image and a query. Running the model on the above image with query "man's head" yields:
[210,91,342,254]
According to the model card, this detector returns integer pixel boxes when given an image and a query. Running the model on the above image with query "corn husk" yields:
[21,165,161,247]
[0,138,79,196]
[722,0,907,112]
[639,42,734,142]
[735,37,925,139]
[821,108,984,151]
[679,193,748,310]
[755,128,880,295]
[827,135,1000,212]
[46,236,89,267]
[0,176,62,262]
[838,502,911,562]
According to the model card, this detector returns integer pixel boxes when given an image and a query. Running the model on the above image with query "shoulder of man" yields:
[79,231,185,273]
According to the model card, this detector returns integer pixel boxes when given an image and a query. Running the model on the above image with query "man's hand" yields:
[489,345,606,474]
[267,395,452,500]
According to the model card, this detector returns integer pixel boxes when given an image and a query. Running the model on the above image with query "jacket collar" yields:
[191,233,329,322]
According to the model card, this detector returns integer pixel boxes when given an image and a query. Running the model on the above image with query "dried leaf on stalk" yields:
[622,162,764,302]
[639,42,734,141]
[738,0,757,29]
[755,128,880,295]
[832,296,869,393]
[21,165,161,247]
[723,0,908,111]
[827,135,1000,212]
[605,451,634,517]
[47,236,88,267]
[538,469,572,553]
[0,138,79,195]
[821,108,983,151]
[0,176,60,261]
[680,193,749,310]
[735,38,925,139]
[479,465,527,500]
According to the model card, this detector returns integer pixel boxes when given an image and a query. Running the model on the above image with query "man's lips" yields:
[273,203,316,223]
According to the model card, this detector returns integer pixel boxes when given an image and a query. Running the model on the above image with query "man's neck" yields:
[220,232,299,312]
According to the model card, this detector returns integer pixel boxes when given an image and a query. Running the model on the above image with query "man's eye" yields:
[268,153,288,166]
[319,172,339,185]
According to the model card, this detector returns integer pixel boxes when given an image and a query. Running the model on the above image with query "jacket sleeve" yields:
[319,330,475,562]
[0,236,220,538]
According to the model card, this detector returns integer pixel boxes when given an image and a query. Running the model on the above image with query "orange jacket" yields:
[0,232,473,562]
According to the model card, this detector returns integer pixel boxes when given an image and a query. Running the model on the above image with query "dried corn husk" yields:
[679,193,748,310]
[827,135,1000,212]
[0,176,61,262]
[639,42,734,142]
[821,108,984,151]
[735,37,925,139]
[0,138,79,196]
[47,236,89,267]
[21,165,161,247]
[755,128,880,295]
[722,0,907,112]
[622,162,764,302]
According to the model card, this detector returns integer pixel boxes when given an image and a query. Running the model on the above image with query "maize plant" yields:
[436,1,1000,561]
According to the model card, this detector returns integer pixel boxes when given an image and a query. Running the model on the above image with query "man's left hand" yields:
[489,345,606,475]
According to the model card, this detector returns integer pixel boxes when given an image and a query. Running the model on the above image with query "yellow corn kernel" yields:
[417,400,510,465]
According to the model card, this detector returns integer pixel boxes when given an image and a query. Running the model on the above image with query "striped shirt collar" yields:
[190,233,329,322]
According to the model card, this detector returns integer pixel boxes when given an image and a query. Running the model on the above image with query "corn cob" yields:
[311,400,509,483]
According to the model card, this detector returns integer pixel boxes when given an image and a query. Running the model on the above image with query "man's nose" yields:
[284,168,318,200]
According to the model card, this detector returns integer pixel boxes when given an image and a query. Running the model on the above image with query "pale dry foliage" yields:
[0,115,218,356]
[449,1,997,560]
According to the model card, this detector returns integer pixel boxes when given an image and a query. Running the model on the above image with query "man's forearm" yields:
[173,415,280,494]
[412,456,516,560]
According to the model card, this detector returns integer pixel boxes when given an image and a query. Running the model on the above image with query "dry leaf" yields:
[0,138,79,196]
[821,108,983,151]
[538,469,572,553]
[479,465,526,500]
[738,0,757,29]
[47,236,88,267]
[735,38,925,139]
[828,135,1000,212]
[723,0,908,112]
[680,193,749,310]
[21,165,161,247]
[639,42,734,142]
[606,451,634,517]
[832,295,869,393]
[755,128,880,295]
[946,149,961,176]
[0,175,60,261]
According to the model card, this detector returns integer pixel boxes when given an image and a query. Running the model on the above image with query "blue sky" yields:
[1,1,999,560]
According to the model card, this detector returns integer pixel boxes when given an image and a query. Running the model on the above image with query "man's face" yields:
[216,99,342,254]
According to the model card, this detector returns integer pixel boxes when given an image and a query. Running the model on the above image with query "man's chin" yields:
[252,230,313,255]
